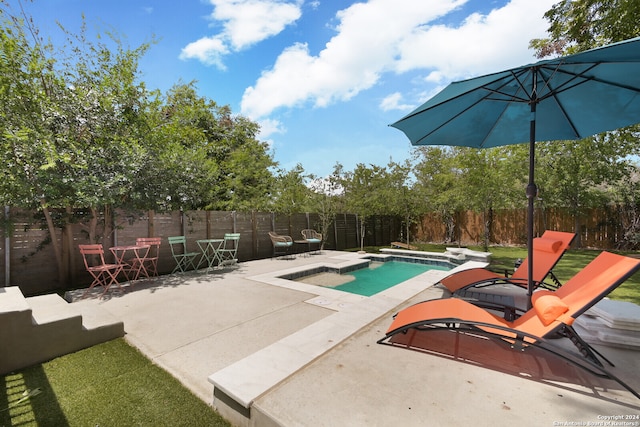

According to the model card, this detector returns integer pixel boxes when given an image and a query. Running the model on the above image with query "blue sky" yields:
[18,0,557,178]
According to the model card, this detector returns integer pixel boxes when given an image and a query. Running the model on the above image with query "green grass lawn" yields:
[1,338,231,427]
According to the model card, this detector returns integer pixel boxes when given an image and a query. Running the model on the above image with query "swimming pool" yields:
[336,261,449,296]
[292,258,451,296]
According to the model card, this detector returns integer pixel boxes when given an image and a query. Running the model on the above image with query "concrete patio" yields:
[66,250,640,426]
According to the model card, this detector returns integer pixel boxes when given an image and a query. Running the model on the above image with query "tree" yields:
[137,82,275,212]
[412,144,528,247]
[530,0,640,57]
[412,147,462,243]
[536,134,640,247]
[0,2,278,287]
[455,146,527,249]
[270,164,312,216]
[527,0,640,247]
[0,6,153,284]
[341,163,388,251]
[142,83,223,211]
[608,165,640,249]
[383,159,422,246]
[308,164,344,250]
[214,115,275,211]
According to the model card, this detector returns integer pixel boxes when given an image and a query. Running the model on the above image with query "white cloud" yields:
[240,0,556,119]
[394,0,556,81]
[255,117,286,151]
[257,117,285,139]
[180,0,302,68]
[179,36,228,68]
[380,92,413,112]
[214,0,302,50]
[241,0,465,118]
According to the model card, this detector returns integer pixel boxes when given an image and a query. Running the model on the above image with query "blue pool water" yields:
[333,261,449,296]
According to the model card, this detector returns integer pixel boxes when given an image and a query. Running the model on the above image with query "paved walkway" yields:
[68,251,640,427]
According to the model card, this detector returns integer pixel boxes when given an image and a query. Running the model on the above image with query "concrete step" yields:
[0,286,30,314]
[71,299,125,335]
[28,294,83,327]
[0,286,124,374]
[0,287,33,334]
[26,293,125,344]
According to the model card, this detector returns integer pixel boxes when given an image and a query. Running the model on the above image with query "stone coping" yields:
[208,252,454,410]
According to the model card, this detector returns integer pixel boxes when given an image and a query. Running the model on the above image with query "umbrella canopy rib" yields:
[539,62,640,99]
[409,98,480,146]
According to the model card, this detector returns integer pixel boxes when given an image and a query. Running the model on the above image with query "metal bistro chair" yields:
[134,237,162,277]
[79,244,124,298]
[218,233,240,267]
[168,236,200,273]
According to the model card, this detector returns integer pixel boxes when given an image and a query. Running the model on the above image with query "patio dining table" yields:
[110,244,150,281]
[196,239,224,270]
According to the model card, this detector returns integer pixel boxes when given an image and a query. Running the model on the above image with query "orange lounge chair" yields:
[440,230,575,295]
[378,251,640,399]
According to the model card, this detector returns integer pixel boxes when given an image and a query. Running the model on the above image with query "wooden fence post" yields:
[3,206,9,286]
[335,214,340,250]
[206,211,211,239]
[148,210,155,237]
[252,211,258,258]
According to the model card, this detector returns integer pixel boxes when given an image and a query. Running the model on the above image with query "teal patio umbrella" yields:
[390,37,640,306]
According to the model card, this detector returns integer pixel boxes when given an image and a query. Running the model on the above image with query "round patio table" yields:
[196,239,224,270]
[110,244,151,281]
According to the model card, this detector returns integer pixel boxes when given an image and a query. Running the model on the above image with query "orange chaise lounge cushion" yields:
[532,290,569,326]
[534,237,562,253]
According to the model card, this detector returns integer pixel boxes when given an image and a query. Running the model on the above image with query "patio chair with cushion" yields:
[300,229,322,254]
[440,230,575,296]
[219,233,240,267]
[79,244,124,298]
[168,236,200,273]
[268,231,293,259]
[378,251,640,399]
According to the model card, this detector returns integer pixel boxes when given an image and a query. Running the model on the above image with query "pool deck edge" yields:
[208,267,450,419]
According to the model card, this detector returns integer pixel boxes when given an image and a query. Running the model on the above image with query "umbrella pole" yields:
[526,101,537,310]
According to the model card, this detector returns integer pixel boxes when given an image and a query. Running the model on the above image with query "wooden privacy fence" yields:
[414,206,626,249]
[0,209,402,296]
[2,205,628,296]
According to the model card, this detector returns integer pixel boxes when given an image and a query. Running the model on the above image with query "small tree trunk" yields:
[483,207,493,252]
[573,214,582,248]
[405,214,410,246]
[60,206,75,287]
[40,199,64,285]
[88,206,99,243]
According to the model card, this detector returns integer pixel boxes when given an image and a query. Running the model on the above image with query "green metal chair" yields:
[167,236,200,273]
[219,233,240,267]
